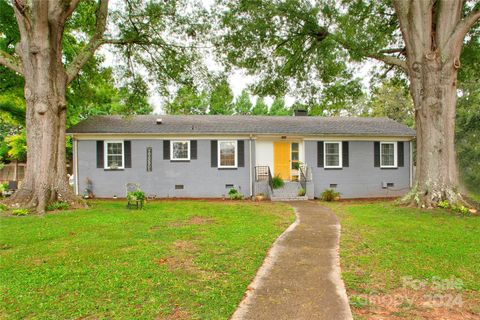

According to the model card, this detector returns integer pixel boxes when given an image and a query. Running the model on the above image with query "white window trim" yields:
[170,140,190,161]
[218,140,238,168]
[104,140,125,169]
[380,141,397,168]
[324,141,343,169]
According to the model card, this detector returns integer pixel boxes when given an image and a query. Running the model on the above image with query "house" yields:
[67,114,415,200]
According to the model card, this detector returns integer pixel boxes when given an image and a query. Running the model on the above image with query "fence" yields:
[0,162,25,183]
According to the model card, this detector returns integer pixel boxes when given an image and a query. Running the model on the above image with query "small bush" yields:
[228,188,244,200]
[127,190,145,202]
[0,203,8,212]
[12,209,29,216]
[437,200,450,209]
[46,201,69,211]
[272,175,284,189]
[297,188,306,196]
[321,188,340,202]
[0,182,8,195]
[452,204,470,215]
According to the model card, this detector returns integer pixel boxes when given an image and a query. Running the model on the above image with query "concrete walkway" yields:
[231,201,353,320]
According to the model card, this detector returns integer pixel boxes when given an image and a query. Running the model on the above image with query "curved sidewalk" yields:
[231,201,352,320]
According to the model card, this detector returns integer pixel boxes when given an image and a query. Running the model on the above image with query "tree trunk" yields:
[6,2,84,214]
[400,54,465,208]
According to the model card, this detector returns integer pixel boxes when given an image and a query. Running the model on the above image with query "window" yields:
[324,142,342,168]
[218,140,237,168]
[146,147,152,172]
[171,140,190,160]
[380,142,397,167]
[291,142,299,169]
[105,141,124,169]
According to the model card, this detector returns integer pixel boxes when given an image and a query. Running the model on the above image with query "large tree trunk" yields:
[401,55,464,208]
[6,0,84,214]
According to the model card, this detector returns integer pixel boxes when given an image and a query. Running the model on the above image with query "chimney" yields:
[156,118,162,124]
[294,109,308,116]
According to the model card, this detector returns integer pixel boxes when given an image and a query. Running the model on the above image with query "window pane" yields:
[326,143,339,154]
[291,143,299,151]
[381,144,395,166]
[108,143,122,155]
[107,155,123,168]
[292,153,299,161]
[326,155,339,167]
[106,142,123,168]
[220,141,236,166]
[172,141,189,159]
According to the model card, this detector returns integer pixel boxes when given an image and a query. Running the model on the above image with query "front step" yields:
[271,181,308,201]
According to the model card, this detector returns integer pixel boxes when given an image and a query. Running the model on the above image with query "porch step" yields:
[271,181,307,201]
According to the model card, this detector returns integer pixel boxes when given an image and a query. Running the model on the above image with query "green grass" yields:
[329,201,480,293]
[0,200,294,319]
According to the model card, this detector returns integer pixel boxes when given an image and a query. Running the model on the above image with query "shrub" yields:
[272,175,284,189]
[321,188,340,202]
[127,190,145,202]
[297,188,306,196]
[437,200,450,209]
[12,209,29,216]
[0,203,8,212]
[46,201,69,211]
[452,204,470,215]
[228,188,244,200]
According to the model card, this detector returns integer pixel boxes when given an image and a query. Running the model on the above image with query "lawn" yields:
[0,200,294,319]
[329,201,480,319]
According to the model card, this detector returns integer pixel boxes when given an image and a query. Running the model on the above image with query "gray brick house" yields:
[67,115,415,200]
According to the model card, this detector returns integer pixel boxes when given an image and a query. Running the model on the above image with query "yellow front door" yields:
[273,142,291,180]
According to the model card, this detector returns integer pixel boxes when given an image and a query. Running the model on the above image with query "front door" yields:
[273,142,291,180]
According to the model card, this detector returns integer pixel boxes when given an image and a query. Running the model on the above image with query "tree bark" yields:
[5,0,85,214]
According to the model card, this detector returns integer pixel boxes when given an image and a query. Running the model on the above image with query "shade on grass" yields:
[0,200,293,319]
[331,201,480,294]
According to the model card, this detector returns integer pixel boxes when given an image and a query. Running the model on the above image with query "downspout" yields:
[409,140,413,188]
[249,135,253,197]
[74,137,79,195]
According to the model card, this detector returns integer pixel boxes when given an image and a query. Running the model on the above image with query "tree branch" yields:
[0,50,23,74]
[446,8,480,56]
[367,53,407,71]
[63,0,81,20]
[65,0,109,84]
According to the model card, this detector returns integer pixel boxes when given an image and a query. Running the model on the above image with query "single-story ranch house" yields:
[67,114,415,200]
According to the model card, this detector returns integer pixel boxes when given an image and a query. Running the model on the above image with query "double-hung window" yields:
[218,140,237,168]
[380,142,397,168]
[105,141,124,169]
[171,140,190,160]
[324,142,342,168]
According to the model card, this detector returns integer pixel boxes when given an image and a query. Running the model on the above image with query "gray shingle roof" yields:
[67,115,415,137]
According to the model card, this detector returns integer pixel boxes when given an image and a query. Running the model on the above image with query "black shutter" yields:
[374,142,380,167]
[238,140,245,167]
[317,141,324,167]
[96,141,104,168]
[124,141,131,168]
[163,140,170,160]
[398,141,404,167]
[211,140,218,167]
[342,141,349,167]
[190,140,197,159]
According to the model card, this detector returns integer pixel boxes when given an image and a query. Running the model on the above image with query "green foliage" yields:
[164,85,208,115]
[252,97,269,115]
[269,97,291,115]
[11,208,29,216]
[452,205,470,216]
[321,188,340,202]
[46,202,70,211]
[437,200,450,209]
[228,188,244,200]
[271,175,284,189]
[127,190,145,202]
[209,77,234,115]
[234,90,253,115]
[4,130,26,162]
[0,200,293,319]
[0,203,7,212]
[297,188,306,197]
